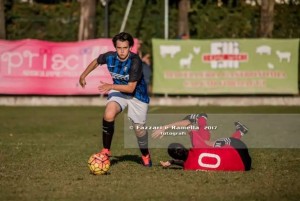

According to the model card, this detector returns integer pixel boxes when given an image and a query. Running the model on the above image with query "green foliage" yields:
[4,1,300,52]
[6,1,79,41]
[273,4,300,38]
[189,3,260,39]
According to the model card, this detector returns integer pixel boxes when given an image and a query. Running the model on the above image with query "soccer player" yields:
[79,32,151,167]
[152,114,251,170]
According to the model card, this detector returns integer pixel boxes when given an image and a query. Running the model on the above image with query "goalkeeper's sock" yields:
[102,119,114,150]
[231,131,242,139]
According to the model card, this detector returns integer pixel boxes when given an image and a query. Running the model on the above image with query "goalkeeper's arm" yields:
[169,159,184,167]
[183,114,207,124]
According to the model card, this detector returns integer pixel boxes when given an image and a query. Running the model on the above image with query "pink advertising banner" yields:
[0,38,137,95]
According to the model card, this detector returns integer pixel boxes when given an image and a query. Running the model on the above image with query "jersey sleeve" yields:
[182,114,203,124]
[96,51,114,65]
[128,55,143,82]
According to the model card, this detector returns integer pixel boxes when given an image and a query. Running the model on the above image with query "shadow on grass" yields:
[110,155,183,170]
[166,166,183,170]
[110,154,141,166]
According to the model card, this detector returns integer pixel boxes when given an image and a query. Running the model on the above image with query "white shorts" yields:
[106,90,148,124]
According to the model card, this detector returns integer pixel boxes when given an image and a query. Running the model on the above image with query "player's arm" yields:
[183,114,207,124]
[152,119,191,139]
[158,116,194,132]
[152,114,196,139]
[162,119,192,128]
[99,81,137,94]
[79,59,98,88]
[79,52,111,88]
[160,159,184,168]
[183,114,197,124]
[152,114,206,139]
[170,159,184,167]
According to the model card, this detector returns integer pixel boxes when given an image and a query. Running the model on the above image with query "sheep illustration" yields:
[180,54,193,69]
[276,51,291,63]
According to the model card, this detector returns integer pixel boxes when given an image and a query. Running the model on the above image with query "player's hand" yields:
[98,81,113,93]
[79,75,86,88]
[151,128,165,139]
[160,161,171,168]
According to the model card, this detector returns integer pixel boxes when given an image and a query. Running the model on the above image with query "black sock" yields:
[137,132,149,156]
[102,119,114,149]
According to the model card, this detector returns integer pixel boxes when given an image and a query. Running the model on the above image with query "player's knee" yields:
[103,110,116,121]
[133,123,147,137]
[103,113,116,121]
[104,105,120,121]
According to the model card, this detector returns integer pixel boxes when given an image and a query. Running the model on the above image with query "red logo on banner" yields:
[202,54,248,62]
[202,41,248,69]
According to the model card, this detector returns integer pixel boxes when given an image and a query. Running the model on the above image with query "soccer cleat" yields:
[99,148,112,157]
[141,154,152,167]
[234,121,249,135]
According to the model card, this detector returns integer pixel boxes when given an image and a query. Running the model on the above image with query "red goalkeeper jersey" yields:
[184,138,251,171]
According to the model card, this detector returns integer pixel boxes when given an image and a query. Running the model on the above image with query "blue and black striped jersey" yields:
[97,51,149,104]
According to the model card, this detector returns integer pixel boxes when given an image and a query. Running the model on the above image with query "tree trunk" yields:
[259,0,274,38]
[78,0,96,41]
[0,0,6,39]
[178,0,190,39]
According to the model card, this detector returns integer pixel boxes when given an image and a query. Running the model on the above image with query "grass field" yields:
[0,106,300,201]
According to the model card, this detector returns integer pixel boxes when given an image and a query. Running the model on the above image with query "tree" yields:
[78,0,96,41]
[0,0,5,39]
[259,0,275,38]
[178,0,190,39]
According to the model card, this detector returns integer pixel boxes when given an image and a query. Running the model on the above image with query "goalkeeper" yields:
[152,114,251,171]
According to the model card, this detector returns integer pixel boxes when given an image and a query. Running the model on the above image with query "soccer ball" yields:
[88,153,110,175]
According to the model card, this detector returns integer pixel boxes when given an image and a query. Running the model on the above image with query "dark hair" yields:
[168,143,189,161]
[112,32,134,48]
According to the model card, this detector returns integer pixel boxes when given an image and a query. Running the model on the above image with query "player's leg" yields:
[231,121,249,139]
[132,122,152,166]
[100,95,127,156]
[128,98,151,167]
[191,113,212,148]
[196,113,211,141]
